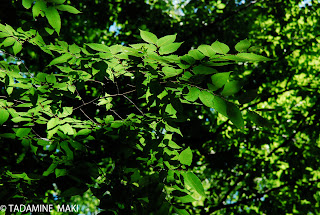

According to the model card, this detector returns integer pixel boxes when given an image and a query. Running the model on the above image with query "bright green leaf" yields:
[157,34,176,47]
[47,117,60,130]
[237,53,271,61]
[159,42,183,55]
[179,147,193,166]
[22,0,33,9]
[198,45,216,57]
[248,111,272,128]
[1,37,15,47]
[12,41,23,55]
[211,72,231,90]
[86,43,110,52]
[199,91,215,107]
[45,7,61,34]
[185,87,200,102]
[0,108,9,125]
[139,30,158,44]
[211,41,230,54]
[16,128,31,138]
[48,53,73,66]
[181,171,206,198]
[188,49,205,60]
[162,66,183,78]
[235,39,251,52]
[165,103,177,116]
[55,5,81,14]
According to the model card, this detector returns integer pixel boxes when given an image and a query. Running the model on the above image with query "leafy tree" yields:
[1,0,320,214]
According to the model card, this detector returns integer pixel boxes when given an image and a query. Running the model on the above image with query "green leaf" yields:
[188,49,205,60]
[56,5,81,14]
[47,117,60,130]
[185,87,200,102]
[180,54,195,65]
[181,171,206,198]
[12,41,23,55]
[168,140,182,149]
[198,45,216,57]
[159,42,183,55]
[1,37,15,47]
[173,207,190,215]
[77,129,91,136]
[0,108,9,125]
[162,66,183,78]
[175,195,197,203]
[86,43,110,52]
[59,123,74,135]
[32,0,47,18]
[212,96,244,129]
[237,53,271,62]
[193,65,217,75]
[248,111,272,128]
[45,7,61,34]
[157,34,176,47]
[235,39,251,52]
[43,163,58,176]
[16,128,31,138]
[55,168,67,178]
[139,30,158,44]
[48,53,73,66]
[165,103,177,116]
[179,147,193,166]
[221,80,242,96]
[46,74,56,83]
[22,0,33,9]
[211,41,230,54]
[199,91,214,107]
[211,72,231,90]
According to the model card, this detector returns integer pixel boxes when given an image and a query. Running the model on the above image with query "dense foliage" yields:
[1,0,320,214]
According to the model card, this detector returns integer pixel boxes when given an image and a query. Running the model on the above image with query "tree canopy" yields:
[1,0,320,214]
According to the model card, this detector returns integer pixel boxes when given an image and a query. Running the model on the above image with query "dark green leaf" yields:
[193,65,217,75]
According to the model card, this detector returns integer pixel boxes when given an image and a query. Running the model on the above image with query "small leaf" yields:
[198,45,216,57]
[1,37,15,47]
[139,30,158,44]
[86,43,110,52]
[48,53,73,66]
[188,49,205,60]
[47,117,60,130]
[221,80,242,96]
[193,65,217,75]
[185,87,200,102]
[56,5,81,14]
[0,108,9,125]
[46,74,56,84]
[22,0,33,9]
[235,39,251,52]
[16,128,31,138]
[211,72,231,90]
[179,147,193,166]
[32,0,47,18]
[60,123,74,135]
[55,168,67,178]
[181,171,206,198]
[248,111,272,128]
[77,129,91,136]
[173,207,190,215]
[165,104,177,116]
[157,34,176,47]
[45,7,61,34]
[159,42,183,55]
[162,66,183,78]
[237,53,271,62]
[12,41,23,55]
[175,195,197,203]
[199,91,214,107]
[211,41,229,54]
